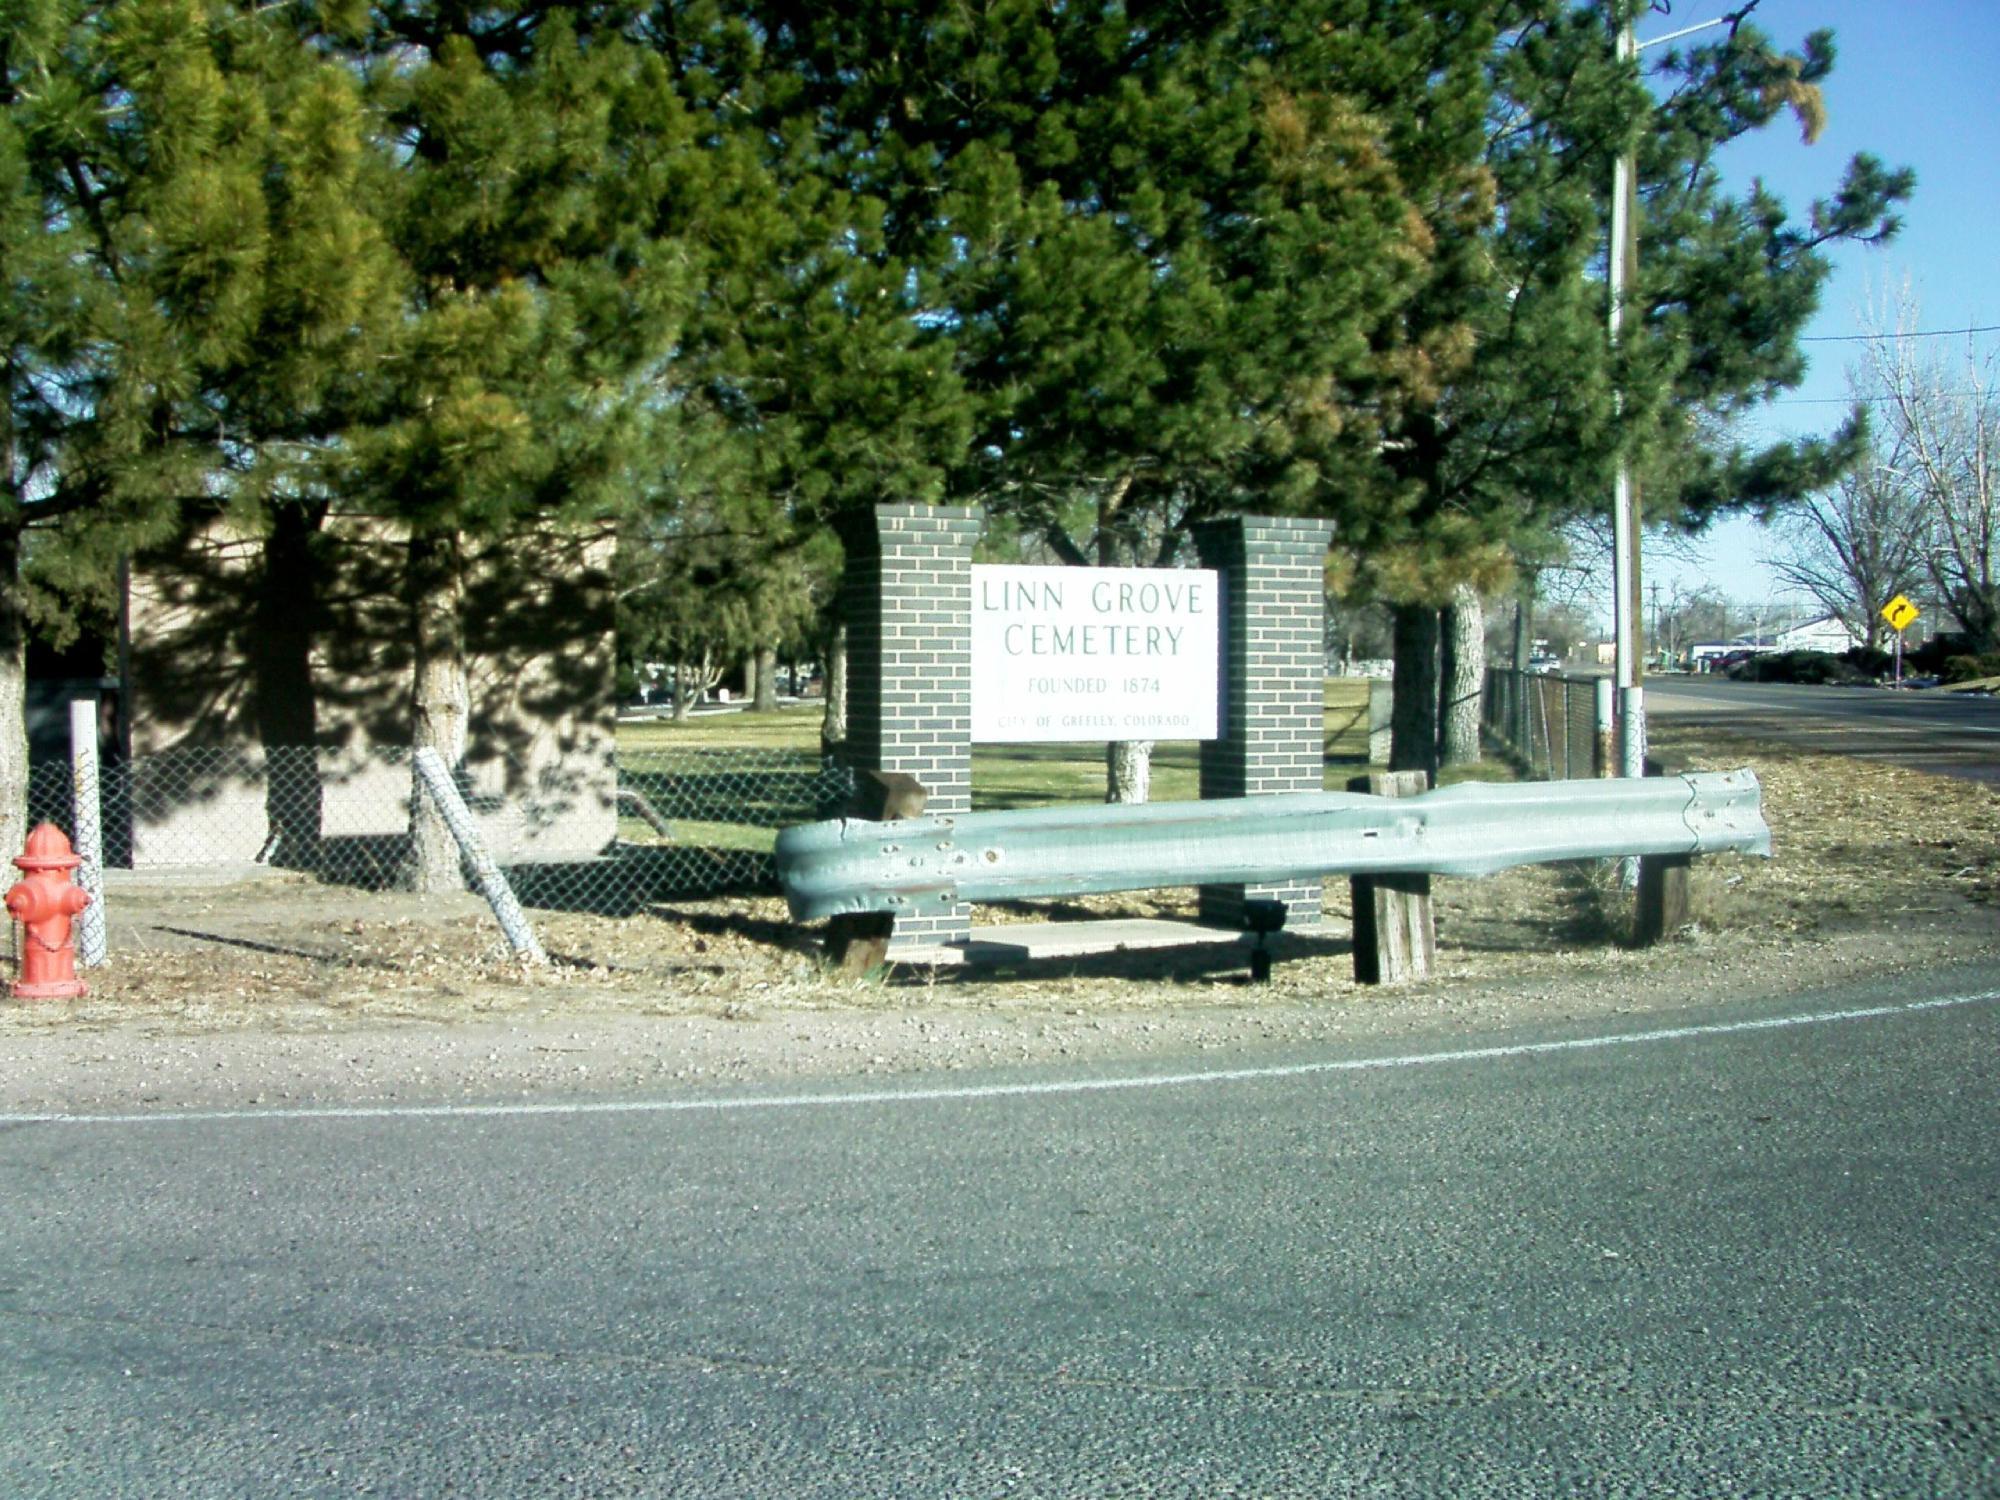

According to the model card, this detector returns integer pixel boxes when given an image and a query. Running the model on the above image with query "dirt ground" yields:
[0,718,1995,1113]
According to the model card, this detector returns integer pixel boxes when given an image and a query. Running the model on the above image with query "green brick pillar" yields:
[837,503,982,953]
[1193,516,1334,932]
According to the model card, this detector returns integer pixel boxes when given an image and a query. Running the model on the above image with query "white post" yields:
[1609,15,1646,791]
[69,696,107,967]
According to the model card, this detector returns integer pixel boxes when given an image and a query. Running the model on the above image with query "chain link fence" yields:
[25,740,856,937]
[1483,668,1609,780]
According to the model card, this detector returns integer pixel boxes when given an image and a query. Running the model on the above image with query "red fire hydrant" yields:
[7,824,91,1000]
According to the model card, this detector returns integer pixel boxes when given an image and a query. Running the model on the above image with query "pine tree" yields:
[326,6,705,887]
[732,0,1462,798]
[3,0,403,851]
[1341,3,1913,775]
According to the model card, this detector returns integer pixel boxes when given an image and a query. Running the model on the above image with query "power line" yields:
[1799,324,2000,343]
[1770,390,1991,405]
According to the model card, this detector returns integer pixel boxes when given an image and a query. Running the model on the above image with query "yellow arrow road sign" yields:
[1882,595,1920,633]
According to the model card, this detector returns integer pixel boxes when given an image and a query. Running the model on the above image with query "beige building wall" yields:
[122,512,617,870]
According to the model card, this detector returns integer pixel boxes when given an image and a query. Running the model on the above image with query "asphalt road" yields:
[1647,674,2000,784]
[5,965,1999,1497]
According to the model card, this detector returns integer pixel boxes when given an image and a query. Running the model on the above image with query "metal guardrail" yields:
[775,771,1771,921]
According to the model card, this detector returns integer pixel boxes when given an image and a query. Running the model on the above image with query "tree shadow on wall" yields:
[124,513,616,876]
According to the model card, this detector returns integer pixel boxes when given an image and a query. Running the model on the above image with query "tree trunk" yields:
[1389,602,1441,785]
[406,529,469,893]
[1106,739,1154,804]
[1439,582,1483,767]
[0,521,26,862]
[672,658,694,722]
[1096,477,1155,802]
[754,643,779,711]
[821,622,848,756]
[254,502,326,869]
[1104,739,1155,804]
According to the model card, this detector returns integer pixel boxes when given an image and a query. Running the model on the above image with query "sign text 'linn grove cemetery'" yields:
[970,564,1219,743]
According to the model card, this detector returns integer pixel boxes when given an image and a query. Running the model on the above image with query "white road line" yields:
[4,989,1996,1130]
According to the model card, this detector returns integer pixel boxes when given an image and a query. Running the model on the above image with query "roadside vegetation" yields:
[1710,643,2000,687]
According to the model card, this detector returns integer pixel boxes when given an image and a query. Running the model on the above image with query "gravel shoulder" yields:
[1,719,1994,1115]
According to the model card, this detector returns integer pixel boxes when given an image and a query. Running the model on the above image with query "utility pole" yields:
[1609,10,1644,780]
[1609,6,1742,782]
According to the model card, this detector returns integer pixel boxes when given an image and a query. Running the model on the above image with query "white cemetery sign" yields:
[970,564,1220,743]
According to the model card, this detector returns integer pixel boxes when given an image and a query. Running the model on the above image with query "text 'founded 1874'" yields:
[970,564,1220,743]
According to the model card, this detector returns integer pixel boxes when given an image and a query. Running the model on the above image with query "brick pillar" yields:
[1193,516,1334,931]
[838,503,982,952]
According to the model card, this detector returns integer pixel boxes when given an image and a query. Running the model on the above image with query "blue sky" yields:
[1629,0,2000,617]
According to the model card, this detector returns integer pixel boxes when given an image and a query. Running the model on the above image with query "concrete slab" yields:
[895,918,1254,968]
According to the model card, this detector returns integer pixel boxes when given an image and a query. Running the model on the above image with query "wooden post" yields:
[1635,753,1692,945]
[1347,769,1435,984]
[824,770,929,974]
[1634,852,1692,945]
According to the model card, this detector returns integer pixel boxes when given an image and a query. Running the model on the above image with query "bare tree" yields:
[1764,447,1927,648]
[1657,585,1755,653]
[1867,297,2000,649]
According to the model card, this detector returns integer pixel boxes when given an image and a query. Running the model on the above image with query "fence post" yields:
[1368,679,1393,764]
[1347,769,1434,984]
[1594,677,1615,778]
[1559,680,1572,778]
[68,696,107,968]
[1514,670,1530,765]
[1536,680,1552,780]
[411,748,547,965]
[1482,668,1505,753]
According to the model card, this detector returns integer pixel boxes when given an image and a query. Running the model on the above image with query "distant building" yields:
[1773,616,1859,654]
[1686,614,1858,670]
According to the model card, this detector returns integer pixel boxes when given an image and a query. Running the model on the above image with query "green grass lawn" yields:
[619,707,831,753]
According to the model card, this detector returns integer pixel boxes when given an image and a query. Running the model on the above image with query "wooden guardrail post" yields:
[1347,769,1435,984]
[825,770,929,973]
[1634,851,1692,945]
[1634,754,1692,945]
